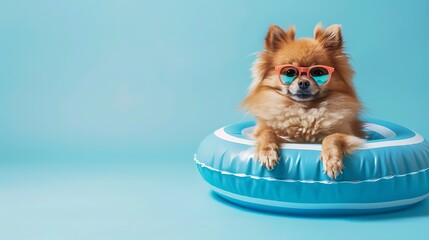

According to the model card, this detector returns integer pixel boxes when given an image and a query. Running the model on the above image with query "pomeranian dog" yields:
[242,23,365,179]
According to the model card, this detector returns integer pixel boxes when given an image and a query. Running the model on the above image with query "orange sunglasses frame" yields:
[274,64,335,86]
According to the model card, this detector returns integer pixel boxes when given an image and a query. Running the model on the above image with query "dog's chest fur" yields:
[262,103,353,143]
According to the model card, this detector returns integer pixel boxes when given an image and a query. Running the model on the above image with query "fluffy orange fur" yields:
[242,24,365,179]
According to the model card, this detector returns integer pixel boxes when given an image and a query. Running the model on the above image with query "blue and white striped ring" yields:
[195,118,429,215]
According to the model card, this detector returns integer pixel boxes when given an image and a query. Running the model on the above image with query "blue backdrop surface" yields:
[1,0,429,239]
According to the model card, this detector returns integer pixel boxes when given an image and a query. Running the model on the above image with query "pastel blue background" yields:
[1,0,428,239]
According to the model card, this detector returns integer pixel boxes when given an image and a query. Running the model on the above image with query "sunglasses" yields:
[274,64,335,86]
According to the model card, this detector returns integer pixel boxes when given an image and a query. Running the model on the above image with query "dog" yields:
[241,23,365,179]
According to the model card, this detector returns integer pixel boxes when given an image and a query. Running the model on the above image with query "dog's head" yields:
[244,24,357,107]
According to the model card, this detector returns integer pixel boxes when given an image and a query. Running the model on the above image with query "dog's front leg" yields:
[321,133,364,179]
[254,122,281,170]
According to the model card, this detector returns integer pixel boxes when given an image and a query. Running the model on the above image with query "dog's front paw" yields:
[256,143,279,171]
[320,147,344,179]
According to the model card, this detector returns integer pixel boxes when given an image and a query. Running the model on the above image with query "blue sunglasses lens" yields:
[280,67,298,85]
[310,67,330,85]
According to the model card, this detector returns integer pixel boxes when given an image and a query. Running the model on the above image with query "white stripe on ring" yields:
[363,123,396,138]
[194,156,429,184]
[214,123,424,150]
[211,185,429,210]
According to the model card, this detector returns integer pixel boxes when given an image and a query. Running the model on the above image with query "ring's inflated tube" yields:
[195,118,429,215]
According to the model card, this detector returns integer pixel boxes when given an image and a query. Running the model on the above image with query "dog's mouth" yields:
[287,90,318,101]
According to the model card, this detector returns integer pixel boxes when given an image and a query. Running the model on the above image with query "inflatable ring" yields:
[195,118,429,215]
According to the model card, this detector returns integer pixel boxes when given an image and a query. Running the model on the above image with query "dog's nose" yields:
[298,79,310,90]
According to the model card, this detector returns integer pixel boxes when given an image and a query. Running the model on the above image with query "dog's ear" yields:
[314,23,343,51]
[265,25,295,52]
